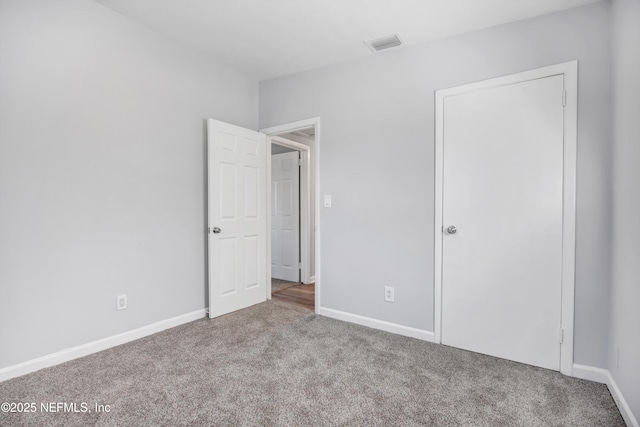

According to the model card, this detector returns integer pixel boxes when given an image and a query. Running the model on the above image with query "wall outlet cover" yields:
[384,286,395,302]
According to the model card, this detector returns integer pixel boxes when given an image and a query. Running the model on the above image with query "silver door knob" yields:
[212,227,221,234]
[446,225,457,234]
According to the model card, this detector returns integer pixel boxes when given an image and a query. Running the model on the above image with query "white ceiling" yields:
[95,0,602,81]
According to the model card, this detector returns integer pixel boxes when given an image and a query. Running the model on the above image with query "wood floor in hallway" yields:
[272,283,315,311]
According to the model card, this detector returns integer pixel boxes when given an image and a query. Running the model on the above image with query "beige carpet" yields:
[0,299,624,426]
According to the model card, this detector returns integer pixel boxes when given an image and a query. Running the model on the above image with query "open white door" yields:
[271,151,301,282]
[207,119,267,318]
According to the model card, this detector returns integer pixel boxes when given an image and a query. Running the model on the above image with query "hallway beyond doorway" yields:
[272,280,315,311]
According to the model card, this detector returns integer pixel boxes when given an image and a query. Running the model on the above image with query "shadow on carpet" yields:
[0,299,624,426]
[271,278,300,294]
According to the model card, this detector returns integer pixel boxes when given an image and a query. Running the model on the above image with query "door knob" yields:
[211,227,221,234]
[446,225,457,234]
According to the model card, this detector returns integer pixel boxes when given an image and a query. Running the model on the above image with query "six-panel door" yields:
[207,119,267,318]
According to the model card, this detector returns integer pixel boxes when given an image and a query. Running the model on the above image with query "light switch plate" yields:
[117,294,127,311]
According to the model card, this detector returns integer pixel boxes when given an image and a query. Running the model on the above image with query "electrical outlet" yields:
[117,294,127,311]
[384,286,395,302]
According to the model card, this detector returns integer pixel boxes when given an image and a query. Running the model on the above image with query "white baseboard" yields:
[318,307,435,342]
[573,364,638,427]
[572,363,610,383]
[3,311,635,427]
[0,309,206,383]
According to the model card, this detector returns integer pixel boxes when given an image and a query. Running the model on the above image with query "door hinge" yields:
[562,91,567,107]
[298,262,302,269]
[559,328,564,344]
[298,159,302,166]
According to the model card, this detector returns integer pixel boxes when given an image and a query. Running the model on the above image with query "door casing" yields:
[434,61,578,375]
[261,118,321,311]
[269,137,307,284]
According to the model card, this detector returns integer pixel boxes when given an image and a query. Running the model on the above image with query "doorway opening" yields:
[262,119,320,312]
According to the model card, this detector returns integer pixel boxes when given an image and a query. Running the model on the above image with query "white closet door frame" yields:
[434,61,578,376]
[266,135,312,293]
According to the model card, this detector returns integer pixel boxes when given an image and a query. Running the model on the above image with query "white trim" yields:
[266,137,273,297]
[271,135,309,152]
[300,149,311,284]
[434,61,578,376]
[319,307,435,342]
[434,86,444,344]
[0,309,206,382]
[261,118,317,136]
[261,117,321,312]
[560,61,578,376]
[309,275,315,283]
[573,364,639,427]
[608,375,640,427]
[572,363,610,383]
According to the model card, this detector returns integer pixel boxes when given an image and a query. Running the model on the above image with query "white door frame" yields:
[269,136,310,285]
[261,117,321,312]
[434,61,578,375]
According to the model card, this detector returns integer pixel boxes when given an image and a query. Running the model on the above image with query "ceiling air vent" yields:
[364,33,404,53]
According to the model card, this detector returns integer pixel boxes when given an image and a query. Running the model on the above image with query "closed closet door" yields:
[441,75,565,370]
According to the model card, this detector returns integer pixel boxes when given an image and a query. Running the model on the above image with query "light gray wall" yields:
[259,2,612,367]
[271,144,297,155]
[0,0,258,368]
[609,0,640,421]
